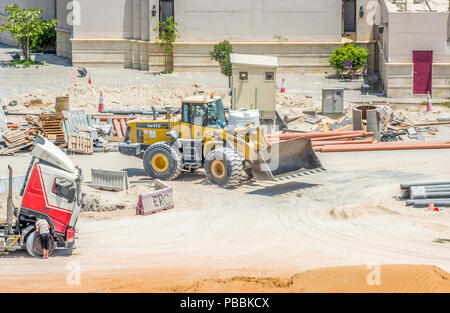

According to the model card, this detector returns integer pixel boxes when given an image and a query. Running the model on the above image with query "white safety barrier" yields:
[90,168,129,191]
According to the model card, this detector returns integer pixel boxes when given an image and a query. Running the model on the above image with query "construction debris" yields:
[2,130,32,149]
[40,113,66,146]
[68,135,93,155]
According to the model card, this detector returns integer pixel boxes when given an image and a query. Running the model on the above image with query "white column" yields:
[141,0,150,41]
[133,0,142,40]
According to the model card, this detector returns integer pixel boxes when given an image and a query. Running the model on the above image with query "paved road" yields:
[1,43,446,104]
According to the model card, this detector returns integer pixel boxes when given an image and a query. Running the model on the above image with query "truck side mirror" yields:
[67,187,76,204]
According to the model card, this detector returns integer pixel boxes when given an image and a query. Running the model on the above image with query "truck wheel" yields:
[205,148,243,188]
[143,142,183,180]
[26,231,55,258]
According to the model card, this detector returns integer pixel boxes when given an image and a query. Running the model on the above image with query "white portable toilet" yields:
[230,54,278,121]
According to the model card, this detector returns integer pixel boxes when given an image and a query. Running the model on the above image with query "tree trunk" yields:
[26,36,30,61]
[19,38,26,61]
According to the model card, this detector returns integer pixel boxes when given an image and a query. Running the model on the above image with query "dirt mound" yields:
[5,83,230,113]
[12,264,447,292]
[161,265,450,293]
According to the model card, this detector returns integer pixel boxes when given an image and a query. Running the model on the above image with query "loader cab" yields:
[181,96,226,129]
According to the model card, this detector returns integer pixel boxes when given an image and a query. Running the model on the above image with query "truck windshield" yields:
[207,99,226,127]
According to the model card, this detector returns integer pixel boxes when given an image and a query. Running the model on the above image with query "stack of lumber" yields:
[39,113,66,146]
[68,135,93,155]
[1,129,33,152]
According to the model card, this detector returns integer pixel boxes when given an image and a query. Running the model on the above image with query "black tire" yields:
[245,168,254,179]
[26,231,55,258]
[205,148,243,188]
[143,142,183,180]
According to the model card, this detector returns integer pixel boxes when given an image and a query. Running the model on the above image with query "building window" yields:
[239,72,248,81]
[160,0,174,23]
[265,72,274,81]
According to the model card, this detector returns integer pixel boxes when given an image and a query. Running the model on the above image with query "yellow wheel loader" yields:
[119,95,324,188]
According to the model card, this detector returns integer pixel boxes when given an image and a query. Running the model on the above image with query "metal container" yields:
[55,96,69,113]
[322,88,344,116]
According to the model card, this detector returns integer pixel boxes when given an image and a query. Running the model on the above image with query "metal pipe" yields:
[406,199,450,207]
[267,131,372,140]
[400,181,450,189]
[7,165,13,234]
[312,139,373,146]
[311,134,369,141]
[321,142,450,152]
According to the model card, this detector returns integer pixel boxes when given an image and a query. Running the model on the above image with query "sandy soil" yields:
[0,149,449,293]
[2,264,448,293]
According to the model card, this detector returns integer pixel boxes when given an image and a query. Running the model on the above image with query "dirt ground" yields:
[1,72,450,292]
[0,147,449,292]
[2,264,449,293]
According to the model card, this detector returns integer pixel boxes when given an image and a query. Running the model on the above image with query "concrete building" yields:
[378,0,450,98]
[1,0,449,98]
[53,0,378,73]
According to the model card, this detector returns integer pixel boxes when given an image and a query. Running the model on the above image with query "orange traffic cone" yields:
[426,92,432,112]
[88,75,92,85]
[281,78,286,93]
[98,92,104,113]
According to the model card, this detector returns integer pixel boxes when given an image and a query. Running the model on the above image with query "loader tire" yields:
[26,231,55,258]
[143,142,183,180]
[205,148,243,188]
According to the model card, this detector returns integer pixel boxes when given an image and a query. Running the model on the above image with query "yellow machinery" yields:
[119,95,323,188]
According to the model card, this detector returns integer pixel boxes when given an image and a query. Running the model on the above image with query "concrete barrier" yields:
[136,180,174,215]
[90,168,129,191]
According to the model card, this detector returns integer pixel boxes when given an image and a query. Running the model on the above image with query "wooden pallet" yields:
[39,113,66,144]
[2,130,31,148]
[68,135,93,155]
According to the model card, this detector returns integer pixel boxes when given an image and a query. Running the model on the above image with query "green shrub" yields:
[210,40,233,87]
[329,43,370,71]
[31,26,56,52]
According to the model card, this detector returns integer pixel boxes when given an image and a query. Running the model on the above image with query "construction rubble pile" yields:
[0,95,138,155]
[275,100,450,153]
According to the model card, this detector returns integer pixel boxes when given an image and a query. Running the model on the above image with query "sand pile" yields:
[159,265,450,293]
[81,183,155,214]
[12,264,448,292]
[5,83,231,113]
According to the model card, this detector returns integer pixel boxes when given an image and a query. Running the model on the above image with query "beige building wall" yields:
[175,0,342,42]
[378,0,450,98]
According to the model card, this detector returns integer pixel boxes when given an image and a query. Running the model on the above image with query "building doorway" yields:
[413,51,433,95]
[160,0,174,23]
[343,0,356,33]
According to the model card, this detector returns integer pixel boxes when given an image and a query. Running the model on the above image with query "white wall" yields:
[0,0,55,19]
[175,0,342,42]
[387,11,450,62]
[73,0,133,38]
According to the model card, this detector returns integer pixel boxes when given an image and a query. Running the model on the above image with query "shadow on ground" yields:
[247,181,318,196]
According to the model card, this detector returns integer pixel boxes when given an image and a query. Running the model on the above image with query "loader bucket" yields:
[251,137,324,181]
